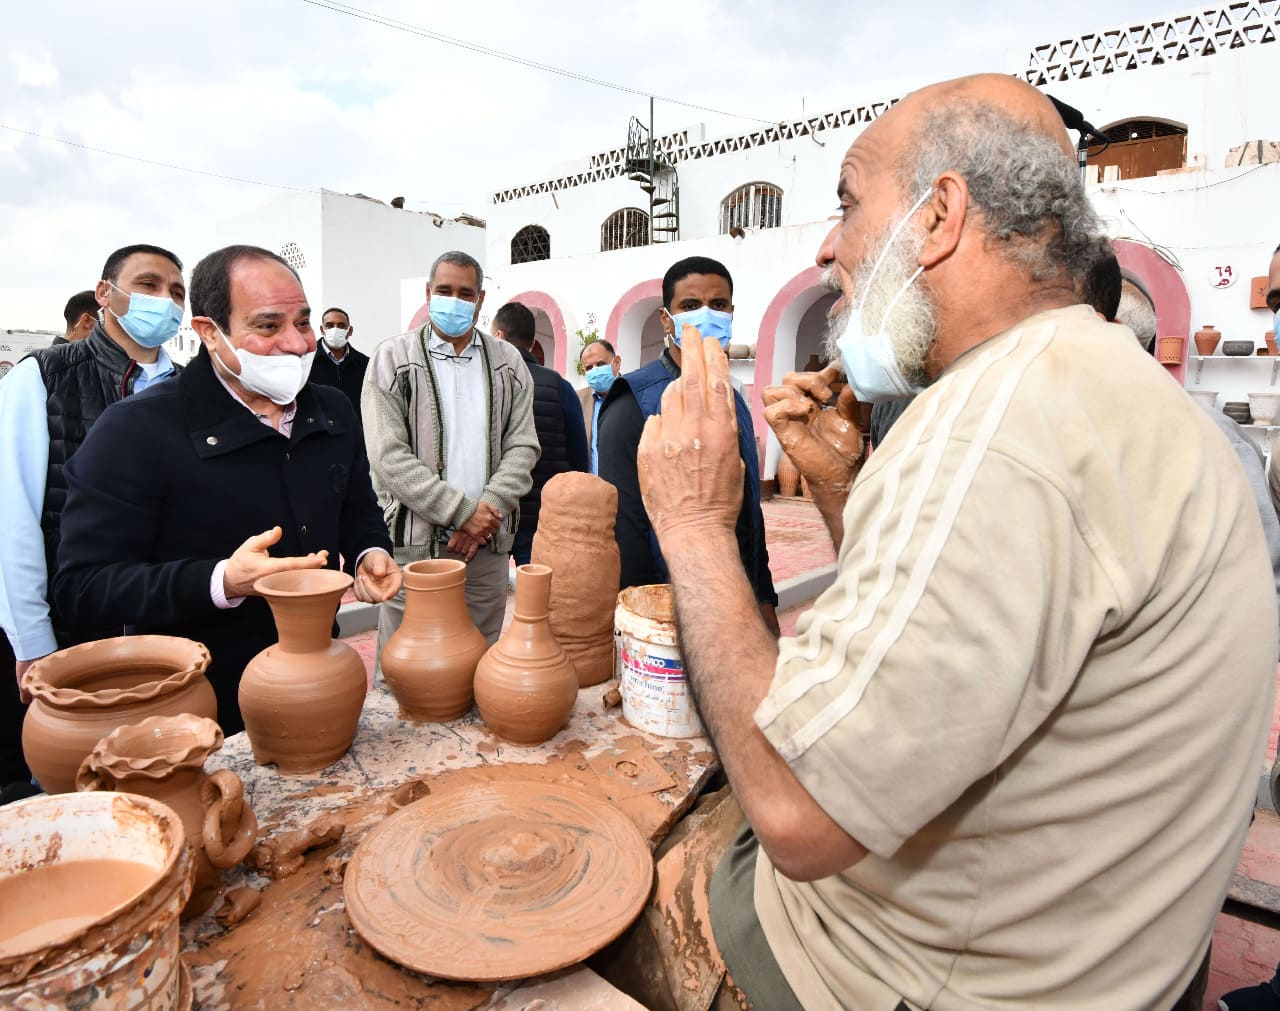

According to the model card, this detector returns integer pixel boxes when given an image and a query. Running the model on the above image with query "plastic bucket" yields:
[614,585,704,739]
[0,791,193,1010]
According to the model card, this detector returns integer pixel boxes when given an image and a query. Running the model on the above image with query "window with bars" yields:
[510,224,551,264]
[720,182,782,234]
[600,208,650,252]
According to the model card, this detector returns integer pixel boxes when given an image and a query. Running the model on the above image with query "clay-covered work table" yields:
[182,681,718,1009]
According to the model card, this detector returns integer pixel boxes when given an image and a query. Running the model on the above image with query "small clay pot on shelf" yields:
[1193,325,1221,356]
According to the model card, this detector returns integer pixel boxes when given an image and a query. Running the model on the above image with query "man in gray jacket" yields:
[363,251,539,645]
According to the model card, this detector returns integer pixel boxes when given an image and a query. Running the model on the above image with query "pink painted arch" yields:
[605,279,663,355]
[1114,239,1191,384]
[509,290,570,376]
[752,266,827,465]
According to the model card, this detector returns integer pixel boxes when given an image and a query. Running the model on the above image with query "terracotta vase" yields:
[239,569,367,774]
[1267,331,1278,356]
[381,559,487,720]
[474,564,578,745]
[21,636,216,795]
[1156,334,1185,365]
[76,715,258,917]
[1194,325,1221,356]
[776,453,800,498]
[530,473,621,687]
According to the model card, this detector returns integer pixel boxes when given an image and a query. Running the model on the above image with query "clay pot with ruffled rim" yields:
[775,453,800,498]
[76,714,258,917]
[381,559,488,721]
[239,569,367,774]
[21,636,217,795]
[530,473,621,687]
[474,564,578,745]
[1194,325,1222,356]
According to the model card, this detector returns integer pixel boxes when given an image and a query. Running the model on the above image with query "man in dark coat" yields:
[308,306,369,424]
[53,245,400,734]
[492,301,588,565]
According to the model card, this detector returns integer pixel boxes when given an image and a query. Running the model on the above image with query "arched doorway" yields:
[794,292,838,371]
[509,291,570,377]
[606,279,663,375]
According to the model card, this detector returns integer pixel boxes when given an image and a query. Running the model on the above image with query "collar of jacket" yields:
[84,322,141,376]
[181,347,346,459]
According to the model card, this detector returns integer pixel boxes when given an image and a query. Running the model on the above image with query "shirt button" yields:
[285,452,291,461]
[206,436,218,446]
[300,524,308,536]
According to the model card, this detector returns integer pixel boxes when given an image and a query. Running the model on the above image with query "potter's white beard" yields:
[823,223,938,390]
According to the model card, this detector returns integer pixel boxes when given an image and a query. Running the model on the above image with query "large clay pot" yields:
[21,636,216,795]
[239,569,367,774]
[1194,325,1221,356]
[76,715,258,918]
[530,473,621,687]
[775,453,800,498]
[381,559,487,721]
[474,564,578,745]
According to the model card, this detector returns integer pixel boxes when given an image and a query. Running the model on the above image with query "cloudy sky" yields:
[2,0,1188,329]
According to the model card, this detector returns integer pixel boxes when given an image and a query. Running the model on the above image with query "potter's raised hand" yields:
[354,549,402,603]
[638,329,743,541]
[224,526,329,599]
[461,502,502,540]
[762,364,863,500]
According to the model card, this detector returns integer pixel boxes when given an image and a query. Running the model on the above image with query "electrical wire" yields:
[296,0,780,127]
[0,123,317,193]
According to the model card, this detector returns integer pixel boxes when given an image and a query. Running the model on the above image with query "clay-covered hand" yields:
[762,365,863,501]
[15,656,44,704]
[447,529,483,563]
[461,502,502,540]
[638,330,744,541]
[224,526,329,599]
[354,549,402,603]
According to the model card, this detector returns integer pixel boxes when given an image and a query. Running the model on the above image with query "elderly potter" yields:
[637,74,1275,1009]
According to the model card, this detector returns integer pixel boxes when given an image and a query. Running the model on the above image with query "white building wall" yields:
[215,191,325,323]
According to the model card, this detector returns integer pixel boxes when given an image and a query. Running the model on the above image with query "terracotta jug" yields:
[776,452,800,498]
[239,569,367,774]
[76,715,258,917]
[1194,325,1221,356]
[381,559,487,720]
[474,564,578,745]
[530,473,621,687]
[21,636,216,794]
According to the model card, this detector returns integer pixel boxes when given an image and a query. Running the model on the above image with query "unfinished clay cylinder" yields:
[474,564,578,745]
[239,569,367,774]
[76,714,258,917]
[776,453,800,498]
[21,636,217,795]
[530,473,621,687]
[381,559,487,720]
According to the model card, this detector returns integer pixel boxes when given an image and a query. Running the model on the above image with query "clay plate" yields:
[343,780,653,982]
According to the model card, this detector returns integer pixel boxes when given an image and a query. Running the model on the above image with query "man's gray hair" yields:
[905,102,1108,284]
[429,250,484,290]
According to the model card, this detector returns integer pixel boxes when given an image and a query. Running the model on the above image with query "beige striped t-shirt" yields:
[753,305,1277,1011]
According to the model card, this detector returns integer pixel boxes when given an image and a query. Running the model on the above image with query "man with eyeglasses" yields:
[363,250,538,647]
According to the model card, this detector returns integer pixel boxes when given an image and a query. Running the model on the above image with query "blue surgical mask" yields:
[668,306,733,347]
[834,189,931,405]
[585,363,616,394]
[429,295,477,338]
[105,281,184,349]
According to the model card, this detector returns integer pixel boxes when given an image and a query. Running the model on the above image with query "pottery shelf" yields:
[1188,355,1280,386]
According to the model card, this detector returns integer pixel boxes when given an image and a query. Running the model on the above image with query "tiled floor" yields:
[344,498,1280,1009]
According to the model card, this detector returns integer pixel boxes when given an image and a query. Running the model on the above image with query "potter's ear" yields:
[917,172,968,269]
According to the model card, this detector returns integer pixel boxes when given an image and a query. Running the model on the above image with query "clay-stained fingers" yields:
[763,393,819,428]
[702,336,736,427]
[636,413,663,501]
[778,363,843,404]
[678,324,709,419]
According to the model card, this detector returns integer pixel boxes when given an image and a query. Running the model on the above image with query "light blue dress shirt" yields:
[0,349,175,660]
[590,394,605,476]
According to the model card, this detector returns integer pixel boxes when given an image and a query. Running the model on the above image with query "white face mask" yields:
[211,322,314,406]
[323,326,349,350]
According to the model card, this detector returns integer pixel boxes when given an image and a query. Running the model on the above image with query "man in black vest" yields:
[492,302,588,565]
[308,306,369,424]
[0,243,185,797]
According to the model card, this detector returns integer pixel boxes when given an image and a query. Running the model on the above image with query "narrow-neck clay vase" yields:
[381,559,488,721]
[530,473,621,687]
[776,453,800,498]
[474,564,578,745]
[239,569,367,774]
[1194,324,1222,356]
[76,714,258,917]
[21,636,216,795]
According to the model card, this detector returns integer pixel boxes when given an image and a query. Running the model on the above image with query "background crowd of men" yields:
[2,70,1280,1010]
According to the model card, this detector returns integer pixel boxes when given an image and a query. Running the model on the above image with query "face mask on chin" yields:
[210,322,314,406]
[830,189,934,404]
